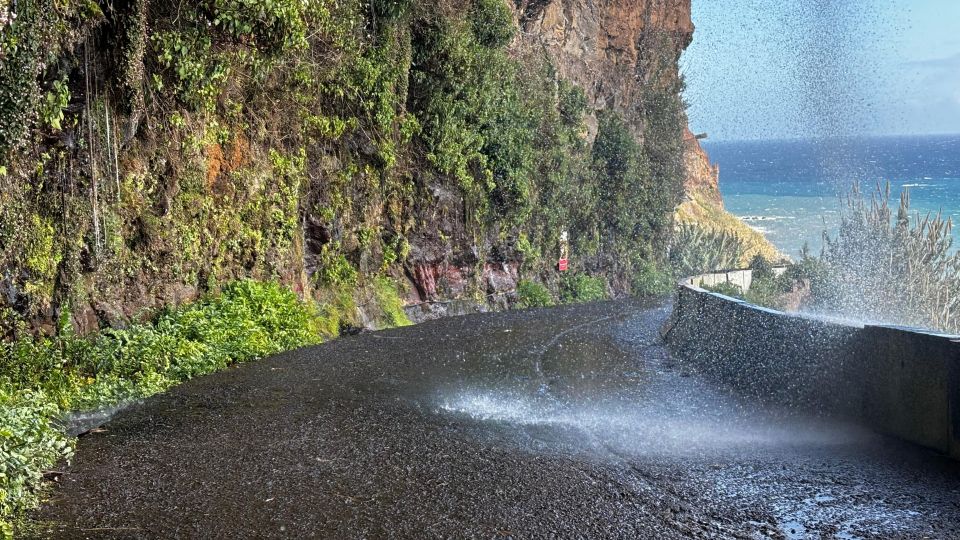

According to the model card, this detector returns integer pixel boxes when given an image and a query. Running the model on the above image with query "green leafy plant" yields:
[588,110,683,275]
[516,280,554,308]
[469,0,514,48]
[39,79,70,131]
[0,390,74,536]
[0,281,324,530]
[559,274,607,303]
[208,0,308,54]
[631,260,674,297]
[372,277,412,327]
[669,222,745,278]
[152,29,229,111]
[371,0,412,22]
[315,243,359,287]
[379,235,410,273]
[703,281,743,297]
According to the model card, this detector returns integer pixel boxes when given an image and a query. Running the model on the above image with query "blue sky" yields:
[682,0,960,140]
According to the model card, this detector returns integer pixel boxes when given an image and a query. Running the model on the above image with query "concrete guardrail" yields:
[664,268,960,460]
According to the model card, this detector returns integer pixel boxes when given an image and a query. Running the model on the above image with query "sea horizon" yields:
[703,133,960,258]
[703,132,960,145]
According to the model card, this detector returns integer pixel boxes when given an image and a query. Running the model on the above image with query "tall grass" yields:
[685,182,960,335]
[669,222,745,277]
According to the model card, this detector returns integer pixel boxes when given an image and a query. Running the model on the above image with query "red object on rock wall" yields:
[558,259,568,271]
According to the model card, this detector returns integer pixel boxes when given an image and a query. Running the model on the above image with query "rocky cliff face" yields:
[518,0,693,137]
[404,0,699,318]
[682,128,722,207]
[515,0,778,267]
[676,130,782,264]
[0,0,697,335]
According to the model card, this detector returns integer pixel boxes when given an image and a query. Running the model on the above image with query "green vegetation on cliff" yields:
[0,0,687,337]
[516,279,554,308]
[675,190,782,267]
[669,222,745,277]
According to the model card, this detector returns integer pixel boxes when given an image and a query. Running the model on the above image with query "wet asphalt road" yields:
[30,300,960,539]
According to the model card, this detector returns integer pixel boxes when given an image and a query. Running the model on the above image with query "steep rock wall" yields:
[0,0,695,335]
[682,129,722,207]
[518,0,693,137]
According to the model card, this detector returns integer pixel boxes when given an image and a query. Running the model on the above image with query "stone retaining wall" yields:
[665,270,960,459]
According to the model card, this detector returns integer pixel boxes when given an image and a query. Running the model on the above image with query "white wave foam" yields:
[739,215,793,222]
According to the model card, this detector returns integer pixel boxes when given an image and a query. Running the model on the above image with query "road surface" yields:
[30,300,960,538]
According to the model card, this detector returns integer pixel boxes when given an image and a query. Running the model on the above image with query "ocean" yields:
[703,135,960,259]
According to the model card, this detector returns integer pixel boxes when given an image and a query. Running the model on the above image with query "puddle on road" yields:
[750,482,925,540]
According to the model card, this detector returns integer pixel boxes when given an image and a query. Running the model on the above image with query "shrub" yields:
[470,0,514,48]
[669,222,745,278]
[591,111,653,264]
[516,280,554,308]
[315,287,360,338]
[0,0,102,155]
[38,79,70,131]
[703,281,743,298]
[784,244,829,292]
[0,280,324,530]
[372,277,412,328]
[748,253,774,281]
[705,249,821,312]
[152,29,229,111]
[208,0,308,54]
[0,390,74,535]
[559,274,607,303]
[812,183,960,332]
[631,261,674,297]
[741,275,784,308]
[315,243,359,287]
[409,10,533,223]
[371,0,412,21]
[558,81,587,125]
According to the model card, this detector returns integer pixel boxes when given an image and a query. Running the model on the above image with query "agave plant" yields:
[669,222,745,278]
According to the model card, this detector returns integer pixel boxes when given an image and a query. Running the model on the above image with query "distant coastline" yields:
[704,134,960,257]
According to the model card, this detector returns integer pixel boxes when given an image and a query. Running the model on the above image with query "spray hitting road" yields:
[31,300,960,539]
